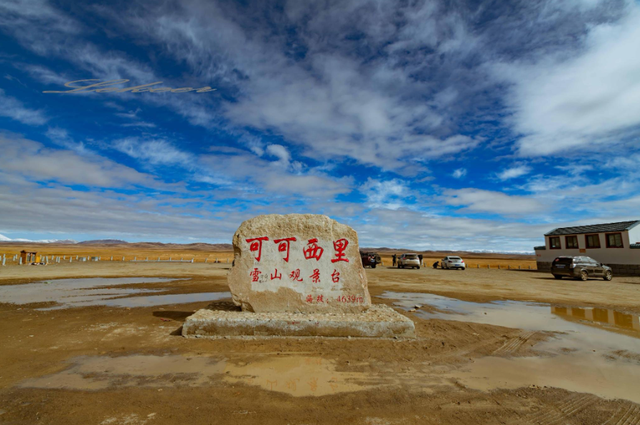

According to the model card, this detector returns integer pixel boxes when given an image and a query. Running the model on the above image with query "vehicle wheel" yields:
[603,271,612,281]
[553,275,562,280]
[372,264,376,269]
[580,270,588,281]
[417,266,420,269]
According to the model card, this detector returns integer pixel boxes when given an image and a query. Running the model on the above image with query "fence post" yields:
[2,255,5,266]
[191,258,194,263]
[157,257,160,262]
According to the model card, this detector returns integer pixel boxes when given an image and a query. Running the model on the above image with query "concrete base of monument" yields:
[181,304,415,339]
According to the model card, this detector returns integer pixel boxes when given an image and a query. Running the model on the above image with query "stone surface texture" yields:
[182,304,415,338]
[228,214,371,313]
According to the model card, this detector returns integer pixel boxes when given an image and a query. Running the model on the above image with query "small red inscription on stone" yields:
[290,269,303,282]
[331,269,340,283]
[249,268,262,282]
[310,268,320,283]
[270,269,282,280]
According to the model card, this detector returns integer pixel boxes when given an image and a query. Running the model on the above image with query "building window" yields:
[549,236,561,249]
[565,235,579,249]
[585,234,601,249]
[606,233,624,248]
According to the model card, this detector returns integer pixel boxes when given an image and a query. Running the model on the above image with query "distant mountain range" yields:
[0,236,532,255]
[78,239,128,245]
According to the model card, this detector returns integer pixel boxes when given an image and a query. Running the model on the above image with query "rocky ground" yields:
[0,262,639,424]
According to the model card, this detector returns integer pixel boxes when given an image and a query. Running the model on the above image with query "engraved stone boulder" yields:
[228,214,372,313]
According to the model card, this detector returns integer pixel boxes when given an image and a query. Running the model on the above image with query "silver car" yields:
[398,253,421,269]
[441,256,466,270]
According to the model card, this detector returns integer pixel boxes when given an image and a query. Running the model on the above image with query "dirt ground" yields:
[1,261,639,424]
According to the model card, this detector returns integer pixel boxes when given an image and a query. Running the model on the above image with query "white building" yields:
[535,220,640,276]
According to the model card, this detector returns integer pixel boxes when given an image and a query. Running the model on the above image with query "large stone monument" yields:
[182,214,415,338]
[228,214,371,313]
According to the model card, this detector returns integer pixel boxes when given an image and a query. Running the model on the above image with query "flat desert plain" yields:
[1,243,639,425]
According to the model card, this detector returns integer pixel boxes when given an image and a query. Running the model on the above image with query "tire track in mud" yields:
[604,404,640,425]
[527,394,596,424]
[493,331,537,355]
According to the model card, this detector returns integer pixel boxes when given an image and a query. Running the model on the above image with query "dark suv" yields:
[551,256,613,281]
[360,251,381,268]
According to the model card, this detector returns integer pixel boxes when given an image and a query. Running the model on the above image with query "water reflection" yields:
[551,306,640,332]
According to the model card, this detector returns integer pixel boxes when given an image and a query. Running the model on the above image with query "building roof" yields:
[545,220,640,236]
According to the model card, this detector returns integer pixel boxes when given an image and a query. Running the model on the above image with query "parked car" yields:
[551,256,613,281]
[360,251,380,268]
[397,253,421,269]
[441,256,465,270]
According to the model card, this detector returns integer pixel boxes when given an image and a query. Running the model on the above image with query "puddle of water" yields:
[0,278,229,309]
[67,292,232,309]
[19,355,226,390]
[449,354,640,403]
[19,354,373,397]
[379,291,640,403]
[224,356,371,396]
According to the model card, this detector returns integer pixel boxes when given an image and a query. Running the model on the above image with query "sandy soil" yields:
[0,262,639,424]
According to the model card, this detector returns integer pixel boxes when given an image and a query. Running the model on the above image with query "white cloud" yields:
[360,178,411,210]
[113,137,195,168]
[492,5,640,156]
[496,165,531,181]
[0,89,48,125]
[445,188,547,216]
[0,136,155,187]
[452,168,467,179]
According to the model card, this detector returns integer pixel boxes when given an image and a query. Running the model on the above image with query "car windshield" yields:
[449,257,461,261]
[405,254,418,259]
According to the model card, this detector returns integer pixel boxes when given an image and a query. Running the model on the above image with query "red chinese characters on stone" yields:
[246,237,269,262]
[331,270,340,283]
[273,237,296,262]
[310,269,320,284]
[290,269,303,282]
[303,238,324,261]
[270,269,282,280]
[304,294,325,303]
[249,268,262,282]
[331,238,349,263]
[336,295,364,303]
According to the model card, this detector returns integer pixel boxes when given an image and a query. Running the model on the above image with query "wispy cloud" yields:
[496,165,532,181]
[0,89,48,125]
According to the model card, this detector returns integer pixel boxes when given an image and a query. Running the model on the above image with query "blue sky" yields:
[0,0,639,252]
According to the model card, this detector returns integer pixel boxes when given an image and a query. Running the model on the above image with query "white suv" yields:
[441,256,465,270]
[398,253,421,269]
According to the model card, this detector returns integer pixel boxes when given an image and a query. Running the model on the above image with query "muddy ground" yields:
[1,263,639,424]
